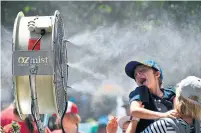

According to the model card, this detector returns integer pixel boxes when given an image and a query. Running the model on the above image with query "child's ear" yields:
[155,71,160,79]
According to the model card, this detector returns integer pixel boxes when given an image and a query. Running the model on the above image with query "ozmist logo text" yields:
[18,56,49,64]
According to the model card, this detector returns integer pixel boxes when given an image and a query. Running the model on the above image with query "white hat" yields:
[118,116,131,129]
[177,76,201,106]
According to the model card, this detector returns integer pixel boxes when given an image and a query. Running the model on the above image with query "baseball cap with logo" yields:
[125,60,163,81]
[176,76,201,106]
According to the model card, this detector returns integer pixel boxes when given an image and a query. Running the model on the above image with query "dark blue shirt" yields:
[129,85,175,133]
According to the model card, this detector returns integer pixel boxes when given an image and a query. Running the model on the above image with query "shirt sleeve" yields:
[129,85,150,104]
[140,119,168,133]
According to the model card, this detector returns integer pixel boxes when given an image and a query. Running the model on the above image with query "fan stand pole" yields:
[29,64,45,133]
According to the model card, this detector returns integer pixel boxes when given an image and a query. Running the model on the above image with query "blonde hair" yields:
[175,94,201,120]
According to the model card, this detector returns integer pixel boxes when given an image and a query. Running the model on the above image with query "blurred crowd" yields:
[0,100,127,133]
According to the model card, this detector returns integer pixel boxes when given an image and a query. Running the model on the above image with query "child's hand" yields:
[162,110,180,119]
[45,127,52,133]
[106,116,118,133]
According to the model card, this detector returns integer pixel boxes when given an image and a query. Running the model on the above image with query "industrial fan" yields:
[12,10,68,132]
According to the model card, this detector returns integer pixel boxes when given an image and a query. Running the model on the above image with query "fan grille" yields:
[53,12,68,117]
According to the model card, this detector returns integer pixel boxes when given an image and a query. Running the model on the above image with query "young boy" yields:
[125,60,177,132]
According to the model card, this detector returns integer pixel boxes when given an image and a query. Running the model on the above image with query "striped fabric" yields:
[140,118,201,133]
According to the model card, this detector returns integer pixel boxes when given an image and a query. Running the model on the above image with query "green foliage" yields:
[11,121,20,133]
[24,6,31,13]
[1,1,201,32]
[98,4,112,14]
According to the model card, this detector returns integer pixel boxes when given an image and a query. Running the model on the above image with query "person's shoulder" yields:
[154,119,169,127]
[129,86,150,103]
[164,86,176,93]
[163,86,176,99]
[152,119,177,132]
[141,119,169,133]
[129,86,149,97]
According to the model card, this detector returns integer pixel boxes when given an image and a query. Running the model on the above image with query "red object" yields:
[52,101,78,117]
[0,104,38,133]
[28,38,40,50]
[66,101,78,114]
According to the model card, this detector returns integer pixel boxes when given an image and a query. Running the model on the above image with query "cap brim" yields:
[118,116,131,129]
[125,61,143,79]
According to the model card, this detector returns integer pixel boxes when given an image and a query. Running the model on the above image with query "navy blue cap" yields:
[125,60,163,80]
